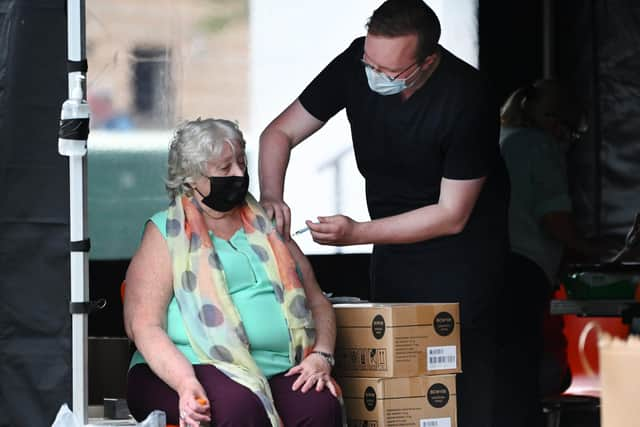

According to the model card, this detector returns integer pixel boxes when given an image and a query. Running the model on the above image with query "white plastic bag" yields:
[52,404,166,427]
[131,410,165,427]
[52,404,81,427]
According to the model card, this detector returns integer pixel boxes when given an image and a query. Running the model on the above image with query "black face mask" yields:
[197,170,249,212]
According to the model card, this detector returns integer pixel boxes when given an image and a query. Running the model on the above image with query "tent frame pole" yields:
[61,0,90,424]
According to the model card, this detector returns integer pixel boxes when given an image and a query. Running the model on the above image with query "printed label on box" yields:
[371,314,386,339]
[426,383,450,408]
[433,311,455,336]
[348,421,378,427]
[339,348,388,371]
[420,417,452,427]
[427,345,457,371]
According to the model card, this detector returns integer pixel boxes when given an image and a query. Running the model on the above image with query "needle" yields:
[292,226,309,236]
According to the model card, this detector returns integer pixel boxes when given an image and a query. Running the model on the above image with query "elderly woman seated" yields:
[124,118,344,427]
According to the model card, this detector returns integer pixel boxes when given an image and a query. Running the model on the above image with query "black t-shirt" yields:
[299,37,509,309]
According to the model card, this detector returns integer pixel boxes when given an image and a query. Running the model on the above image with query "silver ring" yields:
[180,411,187,420]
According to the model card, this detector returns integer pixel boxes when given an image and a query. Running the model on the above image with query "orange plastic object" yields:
[557,285,630,376]
[120,280,126,303]
[167,399,208,427]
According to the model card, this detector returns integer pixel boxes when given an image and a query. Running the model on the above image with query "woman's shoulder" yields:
[147,209,168,239]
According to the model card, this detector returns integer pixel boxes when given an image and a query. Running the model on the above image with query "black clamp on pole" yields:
[67,59,88,73]
[69,298,107,315]
[70,238,91,252]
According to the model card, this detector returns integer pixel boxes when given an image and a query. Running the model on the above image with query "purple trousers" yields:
[127,364,342,426]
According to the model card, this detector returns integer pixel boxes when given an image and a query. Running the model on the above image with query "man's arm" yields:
[307,176,486,245]
[259,99,324,238]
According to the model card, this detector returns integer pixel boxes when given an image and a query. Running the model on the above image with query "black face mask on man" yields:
[196,170,249,212]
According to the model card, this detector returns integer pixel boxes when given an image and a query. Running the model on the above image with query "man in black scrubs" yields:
[258,1,509,426]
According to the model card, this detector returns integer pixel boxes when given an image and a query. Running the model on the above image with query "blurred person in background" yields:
[496,79,592,427]
[87,90,134,130]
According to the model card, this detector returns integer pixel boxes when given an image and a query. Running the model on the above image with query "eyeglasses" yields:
[361,56,419,82]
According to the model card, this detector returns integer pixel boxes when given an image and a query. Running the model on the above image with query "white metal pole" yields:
[70,155,89,425]
[61,0,90,424]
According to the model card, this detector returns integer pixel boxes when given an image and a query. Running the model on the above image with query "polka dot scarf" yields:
[166,193,315,426]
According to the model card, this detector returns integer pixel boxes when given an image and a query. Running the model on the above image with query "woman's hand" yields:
[285,352,339,397]
[177,377,211,427]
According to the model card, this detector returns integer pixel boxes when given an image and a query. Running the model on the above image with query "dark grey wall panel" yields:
[0,1,71,426]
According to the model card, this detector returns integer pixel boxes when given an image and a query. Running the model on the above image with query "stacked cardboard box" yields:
[333,303,461,427]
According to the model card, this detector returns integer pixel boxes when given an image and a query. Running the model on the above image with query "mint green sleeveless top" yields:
[129,211,293,378]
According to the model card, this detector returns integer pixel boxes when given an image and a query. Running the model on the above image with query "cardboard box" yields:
[333,303,461,377]
[340,374,457,427]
